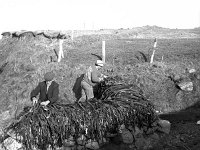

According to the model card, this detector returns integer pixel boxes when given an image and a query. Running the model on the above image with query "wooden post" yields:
[102,41,105,63]
[58,39,64,62]
[71,30,74,41]
[150,38,157,63]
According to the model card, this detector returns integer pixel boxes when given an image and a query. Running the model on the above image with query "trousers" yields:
[81,80,94,100]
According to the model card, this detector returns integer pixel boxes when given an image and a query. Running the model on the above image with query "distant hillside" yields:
[185,27,200,35]
[71,26,200,39]
[114,26,200,39]
[1,26,200,40]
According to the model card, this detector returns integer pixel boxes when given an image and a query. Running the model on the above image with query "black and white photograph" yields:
[0,0,200,149]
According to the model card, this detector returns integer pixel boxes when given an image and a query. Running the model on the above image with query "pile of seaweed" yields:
[5,76,159,149]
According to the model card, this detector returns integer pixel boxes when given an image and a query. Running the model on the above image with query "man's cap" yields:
[44,71,55,81]
[95,60,104,67]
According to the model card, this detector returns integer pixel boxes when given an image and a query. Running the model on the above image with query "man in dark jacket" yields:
[30,71,59,107]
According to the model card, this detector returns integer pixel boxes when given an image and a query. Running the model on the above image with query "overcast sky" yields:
[0,0,199,32]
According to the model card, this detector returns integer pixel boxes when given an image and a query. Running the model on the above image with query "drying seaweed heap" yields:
[5,76,159,150]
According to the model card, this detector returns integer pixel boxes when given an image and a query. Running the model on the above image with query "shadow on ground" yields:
[100,101,200,150]
[153,101,200,150]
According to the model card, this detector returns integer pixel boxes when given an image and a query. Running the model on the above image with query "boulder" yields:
[77,135,86,145]
[188,68,196,73]
[0,111,10,121]
[147,133,160,144]
[135,135,147,150]
[178,81,193,91]
[196,120,200,125]
[85,139,99,150]
[3,137,22,150]
[132,126,143,138]
[119,124,133,144]
[63,136,75,147]
[120,128,134,144]
[157,119,171,134]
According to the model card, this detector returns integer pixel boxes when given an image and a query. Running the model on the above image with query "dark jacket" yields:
[30,81,59,104]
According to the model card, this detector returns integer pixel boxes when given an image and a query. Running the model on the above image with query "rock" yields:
[196,120,200,125]
[174,75,181,81]
[148,133,160,142]
[196,74,200,80]
[77,145,85,150]
[85,139,99,150]
[135,135,147,150]
[63,136,75,147]
[189,68,196,73]
[120,129,133,144]
[77,135,86,145]
[157,119,171,134]
[132,126,143,138]
[0,111,10,121]
[118,124,133,144]
[146,126,158,135]
[178,81,193,91]
[3,137,22,150]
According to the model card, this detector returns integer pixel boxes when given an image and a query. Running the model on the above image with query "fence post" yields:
[102,41,105,63]
[150,38,157,63]
[58,39,64,62]
[71,30,74,41]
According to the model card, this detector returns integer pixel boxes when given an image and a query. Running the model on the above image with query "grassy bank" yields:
[0,36,200,125]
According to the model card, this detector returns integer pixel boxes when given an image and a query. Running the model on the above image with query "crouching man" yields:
[81,60,107,101]
[30,71,59,108]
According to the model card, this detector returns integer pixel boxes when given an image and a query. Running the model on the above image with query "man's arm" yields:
[30,82,41,101]
[91,67,102,83]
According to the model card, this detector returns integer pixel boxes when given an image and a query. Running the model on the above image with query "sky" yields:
[0,0,199,32]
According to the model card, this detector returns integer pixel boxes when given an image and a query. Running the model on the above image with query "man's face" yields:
[96,66,102,70]
[46,80,53,86]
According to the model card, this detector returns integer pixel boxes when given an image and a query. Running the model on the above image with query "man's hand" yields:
[32,97,38,105]
[103,75,108,79]
[41,100,50,106]
[99,77,104,82]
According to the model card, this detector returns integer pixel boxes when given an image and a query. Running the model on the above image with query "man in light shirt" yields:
[81,60,107,101]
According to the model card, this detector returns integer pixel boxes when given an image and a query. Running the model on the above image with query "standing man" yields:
[81,60,107,101]
[30,71,59,107]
